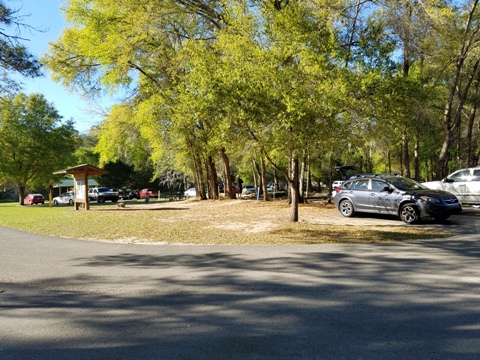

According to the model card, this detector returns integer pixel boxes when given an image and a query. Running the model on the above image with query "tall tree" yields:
[436,0,480,178]
[0,93,77,204]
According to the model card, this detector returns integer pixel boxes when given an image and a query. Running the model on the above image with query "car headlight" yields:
[420,196,441,204]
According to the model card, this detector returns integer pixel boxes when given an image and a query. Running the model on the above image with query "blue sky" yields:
[11,0,112,133]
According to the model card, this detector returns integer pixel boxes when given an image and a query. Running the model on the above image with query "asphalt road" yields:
[1,210,480,360]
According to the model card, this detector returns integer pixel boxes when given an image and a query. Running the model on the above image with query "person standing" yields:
[236,175,243,199]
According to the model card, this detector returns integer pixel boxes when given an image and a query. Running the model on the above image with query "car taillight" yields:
[335,187,342,194]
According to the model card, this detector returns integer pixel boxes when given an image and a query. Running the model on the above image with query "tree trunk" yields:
[260,155,269,201]
[193,153,205,199]
[206,156,219,200]
[327,154,333,204]
[19,184,26,205]
[414,129,420,181]
[466,86,478,167]
[260,148,298,221]
[438,0,480,178]
[287,153,292,204]
[437,127,453,179]
[402,134,410,178]
[220,148,235,199]
[305,154,311,201]
[387,148,391,173]
[299,151,305,203]
[252,158,260,198]
[289,154,299,222]
[273,169,279,191]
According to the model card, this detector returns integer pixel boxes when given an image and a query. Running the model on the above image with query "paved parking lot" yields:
[1,209,480,360]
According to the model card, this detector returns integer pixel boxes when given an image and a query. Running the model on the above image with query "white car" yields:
[423,167,480,205]
[242,185,256,196]
[184,188,196,197]
[52,191,74,206]
[332,180,344,189]
[331,181,344,198]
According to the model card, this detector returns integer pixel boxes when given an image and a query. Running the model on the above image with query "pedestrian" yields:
[236,175,243,199]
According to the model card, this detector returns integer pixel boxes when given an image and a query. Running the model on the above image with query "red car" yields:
[24,194,45,205]
[139,188,159,199]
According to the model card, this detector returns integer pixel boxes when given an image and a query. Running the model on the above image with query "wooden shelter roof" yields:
[53,164,107,177]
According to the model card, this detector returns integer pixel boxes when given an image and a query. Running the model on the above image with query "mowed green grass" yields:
[0,200,450,245]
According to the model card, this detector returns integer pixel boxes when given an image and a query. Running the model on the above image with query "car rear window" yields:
[351,179,369,189]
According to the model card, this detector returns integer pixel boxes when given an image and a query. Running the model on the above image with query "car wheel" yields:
[98,198,105,203]
[339,199,355,217]
[53,200,58,205]
[400,203,419,224]
[69,199,74,205]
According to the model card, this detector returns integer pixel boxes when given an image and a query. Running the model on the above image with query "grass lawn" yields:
[0,199,450,245]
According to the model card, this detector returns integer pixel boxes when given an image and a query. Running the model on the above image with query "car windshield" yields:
[98,188,110,192]
[386,177,427,191]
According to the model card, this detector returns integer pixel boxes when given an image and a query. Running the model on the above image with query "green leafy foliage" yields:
[0,93,77,204]
[41,0,480,216]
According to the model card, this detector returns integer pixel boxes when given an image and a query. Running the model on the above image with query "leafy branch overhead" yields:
[0,2,41,94]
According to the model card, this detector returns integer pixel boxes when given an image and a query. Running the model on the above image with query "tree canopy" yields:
[42,0,480,220]
[0,93,77,204]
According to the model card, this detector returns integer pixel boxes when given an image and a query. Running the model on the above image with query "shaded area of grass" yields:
[0,201,449,244]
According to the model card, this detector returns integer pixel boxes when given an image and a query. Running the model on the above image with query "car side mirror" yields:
[382,186,392,192]
[442,178,454,183]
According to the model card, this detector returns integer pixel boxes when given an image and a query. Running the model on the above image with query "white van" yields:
[423,167,480,205]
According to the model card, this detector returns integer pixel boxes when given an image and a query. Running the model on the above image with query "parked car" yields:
[24,193,44,205]
[242,185,256,196]
[184,187,196,197]
[52,191,74,206]
[332,165,365,198]
[423,167,480,205]
[331,180,344,198]
[334,174,462,224]
[118,189,140,200]
[332,180,344,189]
[139,188,159,199]
[88,187,119,203]
[267,183,288,193]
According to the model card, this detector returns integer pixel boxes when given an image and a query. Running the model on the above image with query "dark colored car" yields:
[118,189,140,200]
[334,174,462,224]
[24,193,45,205]
[88,187,119,203]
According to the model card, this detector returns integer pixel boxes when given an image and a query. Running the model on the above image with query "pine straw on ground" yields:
[0,199,449,245]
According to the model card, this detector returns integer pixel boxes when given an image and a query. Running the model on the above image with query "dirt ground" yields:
[121,197,407,231]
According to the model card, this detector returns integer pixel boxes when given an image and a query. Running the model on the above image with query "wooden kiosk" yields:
[53,164,107,210]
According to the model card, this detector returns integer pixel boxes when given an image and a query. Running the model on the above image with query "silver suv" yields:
[334,174,462,224]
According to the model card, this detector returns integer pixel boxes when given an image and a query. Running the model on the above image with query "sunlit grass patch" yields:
[0,201,451,245]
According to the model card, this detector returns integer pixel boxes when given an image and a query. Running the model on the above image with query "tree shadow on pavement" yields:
[2,238,480,359]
